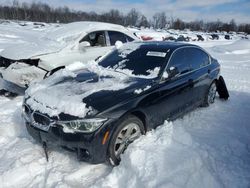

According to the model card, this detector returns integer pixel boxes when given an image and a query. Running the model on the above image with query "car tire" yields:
[216,76,229,100]
[203,81,217,106]
[107,115,145,166]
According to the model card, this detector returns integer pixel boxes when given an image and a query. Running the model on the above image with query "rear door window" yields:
[186,48,210,70]
[108,31,134,45]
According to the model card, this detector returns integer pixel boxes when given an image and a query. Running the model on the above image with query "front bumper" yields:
[24,117,115,164]
[0,74,26,95]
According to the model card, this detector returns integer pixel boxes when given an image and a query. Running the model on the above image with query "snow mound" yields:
[210,40,250,54]
[93,97,250,188]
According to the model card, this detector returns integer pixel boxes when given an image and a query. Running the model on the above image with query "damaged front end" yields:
[0,56,16,68]
[0,57,46,95]
[0,56,40,68]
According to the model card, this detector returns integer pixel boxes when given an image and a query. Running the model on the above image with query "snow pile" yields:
[0,96,111,187]
[134,28,246,42]
[94,96,250,188]
[0,21,62,59]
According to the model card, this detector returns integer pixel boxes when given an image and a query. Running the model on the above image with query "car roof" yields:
[62,21,126,32]
[134,41,198,51]
[48,21,135,40]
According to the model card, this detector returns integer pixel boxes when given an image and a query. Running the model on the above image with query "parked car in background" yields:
[22,41,229,165]
[0,21,139,94]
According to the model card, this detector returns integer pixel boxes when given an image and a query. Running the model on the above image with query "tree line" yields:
[0,0,249,34]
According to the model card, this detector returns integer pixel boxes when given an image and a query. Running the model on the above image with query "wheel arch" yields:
[105,110,147,165]
[130,110,148,133]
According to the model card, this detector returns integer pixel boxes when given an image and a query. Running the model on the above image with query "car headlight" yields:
[60,118,107,133]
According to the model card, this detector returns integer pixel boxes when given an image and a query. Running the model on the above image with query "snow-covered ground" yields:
[0,21,250,188]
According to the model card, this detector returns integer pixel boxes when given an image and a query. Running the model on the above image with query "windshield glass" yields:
[98,43,169,78]
[43,24,84,45]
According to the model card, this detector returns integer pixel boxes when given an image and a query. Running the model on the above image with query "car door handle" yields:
[188,79,194,87]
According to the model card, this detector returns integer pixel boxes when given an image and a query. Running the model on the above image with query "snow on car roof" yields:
[125,41,197,51]
[48,21,132,41]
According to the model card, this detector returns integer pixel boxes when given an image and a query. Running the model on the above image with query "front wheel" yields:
[107,115,145,166]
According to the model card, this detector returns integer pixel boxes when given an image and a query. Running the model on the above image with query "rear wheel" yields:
[203,82,217,106]
[107,115,145,166]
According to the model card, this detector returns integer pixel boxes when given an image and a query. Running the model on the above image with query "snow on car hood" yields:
[25,67,133,118]
[0,38,64,60]
[0,22,87,60]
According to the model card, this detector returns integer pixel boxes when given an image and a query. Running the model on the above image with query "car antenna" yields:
[43,142,49,162]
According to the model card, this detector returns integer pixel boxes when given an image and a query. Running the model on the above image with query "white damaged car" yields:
[0,21,139,94]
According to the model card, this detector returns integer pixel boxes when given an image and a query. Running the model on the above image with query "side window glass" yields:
[168,49,191,75]
[187,48,210,70]
[126,35,134,42]
[80,31,106,47]
[108,31,127,45]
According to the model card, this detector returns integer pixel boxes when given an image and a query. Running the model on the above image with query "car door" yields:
[141,48,195,127]
[78,30,113,59]
[47,31,135,69]
[185,47,211,104]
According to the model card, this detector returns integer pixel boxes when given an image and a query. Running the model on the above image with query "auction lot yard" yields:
[0,22,250,188]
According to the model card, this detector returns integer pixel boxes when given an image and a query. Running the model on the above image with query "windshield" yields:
[42,25,84,45]
[98,43,169,78]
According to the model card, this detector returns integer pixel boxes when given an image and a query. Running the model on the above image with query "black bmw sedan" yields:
[22,41,229,165]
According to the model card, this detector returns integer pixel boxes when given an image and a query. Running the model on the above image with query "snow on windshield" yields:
[118,42,141,58]
[113,66,161,79]
[99,42,166,78]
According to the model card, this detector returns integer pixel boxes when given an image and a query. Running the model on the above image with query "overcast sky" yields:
[1,0,250,23]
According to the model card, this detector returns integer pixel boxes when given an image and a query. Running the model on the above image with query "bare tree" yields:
[0,1,249,33]
[153,12,167,29]
[138,15,149,28]
[125,8,140,26]
[172,18,185,30]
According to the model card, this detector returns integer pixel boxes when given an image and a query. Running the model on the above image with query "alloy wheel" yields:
[208,83,217,104]
[114,123,141,157]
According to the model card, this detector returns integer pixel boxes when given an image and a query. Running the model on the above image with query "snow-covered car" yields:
[22,42,229,165]
[0,21,139,94]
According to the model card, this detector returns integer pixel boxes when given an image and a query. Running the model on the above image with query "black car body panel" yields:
[23,41,229,163]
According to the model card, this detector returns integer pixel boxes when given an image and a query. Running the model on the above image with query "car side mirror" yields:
[162,66,179,80]
[115,41,123,49]
[168,66,180,78]
[78,41,91,51]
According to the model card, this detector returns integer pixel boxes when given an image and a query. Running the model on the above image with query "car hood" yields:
[0,39,66,60]
[25,68,155,119]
